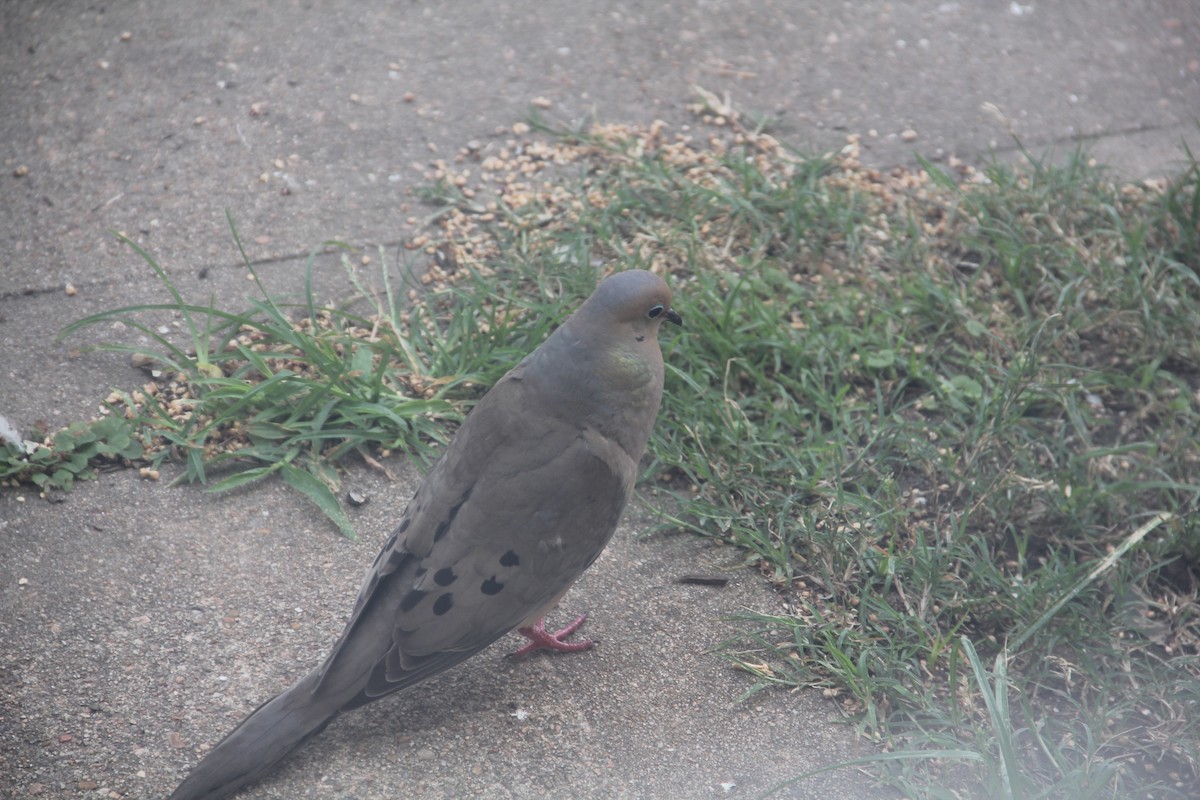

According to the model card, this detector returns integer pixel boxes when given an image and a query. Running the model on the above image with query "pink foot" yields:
[509,614,594,658]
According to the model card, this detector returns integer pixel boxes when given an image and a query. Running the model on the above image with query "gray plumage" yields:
[169,269,681,800]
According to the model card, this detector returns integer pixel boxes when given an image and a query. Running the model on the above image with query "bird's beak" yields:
[665,308,683,327]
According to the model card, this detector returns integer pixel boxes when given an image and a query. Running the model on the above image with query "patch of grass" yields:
[406,114,1200,797]
[45,104,1200,797]
[54,216,590,536]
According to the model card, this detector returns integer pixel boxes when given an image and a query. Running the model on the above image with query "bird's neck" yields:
[528,327,661,463]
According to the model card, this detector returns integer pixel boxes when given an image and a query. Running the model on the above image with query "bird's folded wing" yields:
[312,371,635,705]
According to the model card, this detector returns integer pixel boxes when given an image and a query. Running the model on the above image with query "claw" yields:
[509,613,594,658]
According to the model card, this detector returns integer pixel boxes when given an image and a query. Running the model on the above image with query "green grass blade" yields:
[279,463,357,539]
[1008,511,1173,651]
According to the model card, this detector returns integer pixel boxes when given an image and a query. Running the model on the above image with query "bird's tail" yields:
[168,669,341,800]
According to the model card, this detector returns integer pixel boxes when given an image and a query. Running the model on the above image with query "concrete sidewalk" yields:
[2,2,1197,798]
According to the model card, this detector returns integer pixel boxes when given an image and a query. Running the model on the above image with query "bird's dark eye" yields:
[647,304,664,319]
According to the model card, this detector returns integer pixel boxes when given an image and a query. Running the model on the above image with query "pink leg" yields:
[509,613,594,658]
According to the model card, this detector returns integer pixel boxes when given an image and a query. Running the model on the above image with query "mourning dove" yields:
[169,269,681,800]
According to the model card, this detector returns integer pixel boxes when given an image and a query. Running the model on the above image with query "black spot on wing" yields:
[481,576,503,595]
[434,567,457,586]
[499,550,520,567]
[397,517,410,534]
[369,534,397,570]
[432,593,454,616]
[433,488,473,543]
[400,589,428,613]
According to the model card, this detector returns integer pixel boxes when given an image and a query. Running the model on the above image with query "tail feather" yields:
[168,670,340,800]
